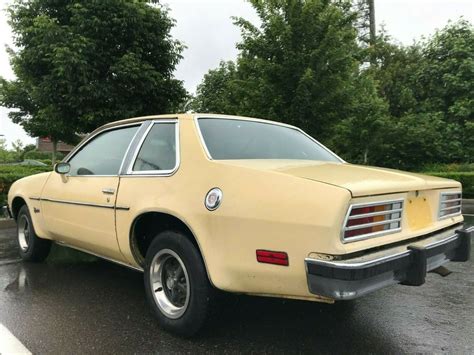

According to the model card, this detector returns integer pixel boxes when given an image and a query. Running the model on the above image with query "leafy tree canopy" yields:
[192,1,473,170]
[0,0,186,154]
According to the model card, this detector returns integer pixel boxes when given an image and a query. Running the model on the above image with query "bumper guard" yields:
[305,225,473,300]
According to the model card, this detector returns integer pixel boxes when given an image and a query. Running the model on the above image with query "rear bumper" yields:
[305,225,473,300]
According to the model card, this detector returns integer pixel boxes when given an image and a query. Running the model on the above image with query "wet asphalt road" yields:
[0,218,473,354]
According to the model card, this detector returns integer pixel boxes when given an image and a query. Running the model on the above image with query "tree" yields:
[416,20,473,162]
[367,20,473,168]
[191,61,240,114]
[193,0,387,159]
[0,0,186,164]
[330,72,390,164]
[195,1,364,138]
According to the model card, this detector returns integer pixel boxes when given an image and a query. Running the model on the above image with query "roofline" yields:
[93,113,301,133]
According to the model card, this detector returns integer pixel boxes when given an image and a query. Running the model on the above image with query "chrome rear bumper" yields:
[305,225,473,300]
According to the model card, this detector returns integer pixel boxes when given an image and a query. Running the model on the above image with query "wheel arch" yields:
[11,196,27,220]
[129,211,214,286]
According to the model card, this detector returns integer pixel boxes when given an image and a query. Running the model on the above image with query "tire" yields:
[16,205,51,262]
[144,230,213,337]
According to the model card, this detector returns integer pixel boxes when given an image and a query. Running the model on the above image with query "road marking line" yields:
[0,323,31,355]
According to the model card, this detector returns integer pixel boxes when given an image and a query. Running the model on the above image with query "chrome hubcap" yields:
[18,215,30,252]
[150,249,190,319]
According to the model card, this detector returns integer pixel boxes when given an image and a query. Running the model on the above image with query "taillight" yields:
[439,192,462,219]
[342,199,404,242]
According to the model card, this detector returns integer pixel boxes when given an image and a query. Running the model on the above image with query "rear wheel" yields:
[144,231,213,336]
[16,205,51,262]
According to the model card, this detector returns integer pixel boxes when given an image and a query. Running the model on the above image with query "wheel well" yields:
[130,212,201,268]
[11,197,26,220]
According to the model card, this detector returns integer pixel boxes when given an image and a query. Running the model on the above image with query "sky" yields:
[0,0,472,147]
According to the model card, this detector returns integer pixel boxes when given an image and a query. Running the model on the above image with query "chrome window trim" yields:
[125,119,180,176]
[118,121,152,175]
[64,122,144,178]
[193,115,345,163]
[438,191,462,220]
[340,198,405,244]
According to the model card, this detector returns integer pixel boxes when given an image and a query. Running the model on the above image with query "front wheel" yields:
[16,205,51,262]
[144,231,213,336]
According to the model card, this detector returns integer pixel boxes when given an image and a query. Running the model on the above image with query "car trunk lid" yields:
[217,160,460,197]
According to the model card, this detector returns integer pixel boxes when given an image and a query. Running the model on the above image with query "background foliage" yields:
[191,1,473,172]
[0,0,187,163]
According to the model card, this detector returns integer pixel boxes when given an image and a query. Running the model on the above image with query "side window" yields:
[132,122,177,172]
[68,125,139,176]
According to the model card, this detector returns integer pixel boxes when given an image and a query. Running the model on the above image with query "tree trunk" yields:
[363,147,369,164]
[368,0,376,66]
[52,139,58,166]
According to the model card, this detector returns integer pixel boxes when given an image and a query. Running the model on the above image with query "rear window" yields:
[198,118,340,162]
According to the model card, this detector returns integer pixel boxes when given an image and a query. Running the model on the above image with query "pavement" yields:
[0,217,473,354]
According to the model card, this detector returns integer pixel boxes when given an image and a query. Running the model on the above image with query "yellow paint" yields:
[7,114,464,302]
[405,195,433,231]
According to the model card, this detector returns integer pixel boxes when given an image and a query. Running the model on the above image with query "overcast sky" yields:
[0,0,472,147]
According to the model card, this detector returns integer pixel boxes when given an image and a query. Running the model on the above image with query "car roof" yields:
[98,113,297,132]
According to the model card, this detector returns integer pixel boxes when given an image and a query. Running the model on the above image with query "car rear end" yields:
[305,187,473,300]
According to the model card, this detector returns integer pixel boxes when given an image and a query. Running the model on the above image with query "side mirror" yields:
[54,162,71,175]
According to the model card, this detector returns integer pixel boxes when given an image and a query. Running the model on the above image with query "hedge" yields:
[0,165,52,205]
[425,172,474,198]
[421,163,474,173]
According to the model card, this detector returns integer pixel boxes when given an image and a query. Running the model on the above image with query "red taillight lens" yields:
[256,250,289,266]
[343,200,403,241]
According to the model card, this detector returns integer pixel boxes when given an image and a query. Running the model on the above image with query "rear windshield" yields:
[198,118,340,162]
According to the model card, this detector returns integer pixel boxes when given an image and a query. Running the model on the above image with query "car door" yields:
[41,123,141,261]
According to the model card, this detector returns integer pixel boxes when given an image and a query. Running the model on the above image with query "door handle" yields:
[102,188,115,195]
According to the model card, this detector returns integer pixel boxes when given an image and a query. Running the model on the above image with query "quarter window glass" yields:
[68,126,139,176]
[133,123,177,172]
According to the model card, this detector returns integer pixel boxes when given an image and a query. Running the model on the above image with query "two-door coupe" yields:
[7,114,473,336]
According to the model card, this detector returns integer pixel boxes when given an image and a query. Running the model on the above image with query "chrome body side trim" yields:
[124,119,180,177]
[38,197,129,211]
[55,241,143,272]
[41,197,114,209]
[193,115,346,163]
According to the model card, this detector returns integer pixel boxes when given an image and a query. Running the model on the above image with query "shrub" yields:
[421,163,474,173]
[0,165,52,205]
[23,150,64,161]
[424,172,474,198]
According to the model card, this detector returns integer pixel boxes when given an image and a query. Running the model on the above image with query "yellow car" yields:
[7,114,473,336]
